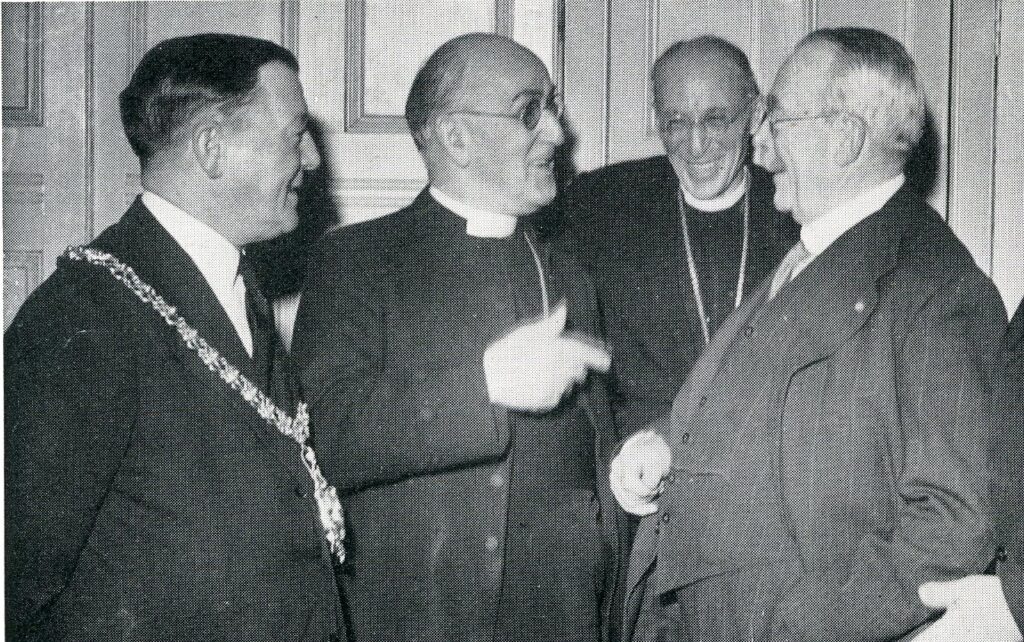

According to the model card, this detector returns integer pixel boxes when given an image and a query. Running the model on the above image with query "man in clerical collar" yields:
[550,36,798,438]
[293,33,626,642]
[611,27,1005,642]
[5,34,345,641]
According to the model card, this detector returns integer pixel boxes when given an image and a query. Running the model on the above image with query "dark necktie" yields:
[237,253,274,390]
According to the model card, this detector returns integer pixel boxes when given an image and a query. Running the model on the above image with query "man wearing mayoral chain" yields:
[5,34,346,641]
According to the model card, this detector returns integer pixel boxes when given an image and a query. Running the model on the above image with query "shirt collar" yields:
[142,190,242,303]
[429,185,518,238]
[681,170,748,212]
[800,174,905,256]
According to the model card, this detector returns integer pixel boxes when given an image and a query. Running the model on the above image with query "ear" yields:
[833,112,865,167]
[192,121,224,179]
[435,115,471,168]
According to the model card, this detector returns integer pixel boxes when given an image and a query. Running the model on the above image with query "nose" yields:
[539,108,565,146]
[752,122,782,172]
[300,131,321,171]
[687,123,709,159]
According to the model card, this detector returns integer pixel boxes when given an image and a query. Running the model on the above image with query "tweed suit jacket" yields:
[624,187,1006,641]
[5,200,344,641]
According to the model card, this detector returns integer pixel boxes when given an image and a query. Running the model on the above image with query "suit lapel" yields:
[90,199,307,480]
[776,192,905,376]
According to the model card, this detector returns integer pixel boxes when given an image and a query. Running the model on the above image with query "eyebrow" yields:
[510,88,549,105]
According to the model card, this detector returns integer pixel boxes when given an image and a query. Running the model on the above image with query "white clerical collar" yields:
[800,174,905,257]
[681,171,748,212]
[429,185,518,238]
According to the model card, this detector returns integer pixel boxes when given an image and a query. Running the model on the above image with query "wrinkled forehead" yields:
[654,56,752,112]
[455,42,552,108]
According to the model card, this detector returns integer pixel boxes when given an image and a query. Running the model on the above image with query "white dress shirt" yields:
[429,185,518,238]
[142,191,253,356]
[792,174,906,279]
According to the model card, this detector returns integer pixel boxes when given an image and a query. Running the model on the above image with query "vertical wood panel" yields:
[2,2,44,126]
[91,2,148,238]
[992,0,1024,314]
[146,1,282,47]
[562,0,609,171]
[947,0,997,276]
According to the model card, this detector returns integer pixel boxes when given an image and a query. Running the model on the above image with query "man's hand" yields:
[483,302,611,413]
[609,430,671,516]
[914,576,1023,642]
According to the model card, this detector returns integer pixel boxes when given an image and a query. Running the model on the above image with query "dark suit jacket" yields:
[5,200,344,641]
[293,191,627,642]
[994,302,1024,628]
[625,186,1006,641]
[551,156,798,436]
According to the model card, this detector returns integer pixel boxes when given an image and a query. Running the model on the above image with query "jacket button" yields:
[485,536,500,552]
[295,484,310,499]
[680,432,690,444]
[697,396,707,408]
[667,473,677,483]
[661,512,671,523]
[489,472,504,488]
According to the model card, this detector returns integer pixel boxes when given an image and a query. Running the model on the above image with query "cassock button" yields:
[697,396,707,408]
[489,472,505,488]
[680,432,690,444]
[855,300,865,313]
[485,536,500,552]
[661,513,671,523]
[295,484,310,499]
[667,473,677,483]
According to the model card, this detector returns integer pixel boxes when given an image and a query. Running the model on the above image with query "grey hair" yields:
[800,28,925,156]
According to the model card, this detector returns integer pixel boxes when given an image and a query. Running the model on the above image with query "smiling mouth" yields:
[686,159,720,177]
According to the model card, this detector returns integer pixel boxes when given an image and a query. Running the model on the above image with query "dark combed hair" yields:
[120,33,298,162]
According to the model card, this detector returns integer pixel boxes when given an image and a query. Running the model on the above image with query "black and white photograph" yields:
[3,1,1022,640]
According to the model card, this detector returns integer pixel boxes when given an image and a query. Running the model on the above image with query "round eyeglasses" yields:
[452,91,564,131]
[655,98,755,140]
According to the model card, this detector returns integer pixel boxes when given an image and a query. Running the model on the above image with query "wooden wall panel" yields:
[946,0,998,278]
[992,0,1024,315]
[2,2,43,126]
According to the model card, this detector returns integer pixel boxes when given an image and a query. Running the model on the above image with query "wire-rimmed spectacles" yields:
[451,91,564,131]
[655,97,756,140]
[751,94,864,138]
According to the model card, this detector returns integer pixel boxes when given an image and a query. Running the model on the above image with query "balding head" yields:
[405,33,564,217]
[406,33,544,150]
[652,36,757,107]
